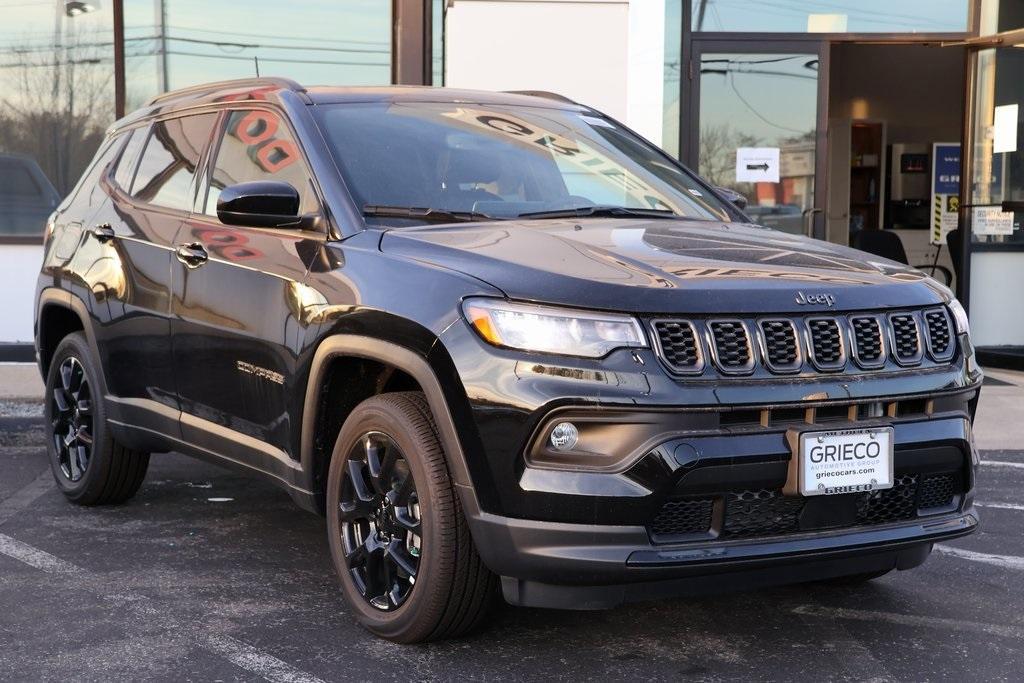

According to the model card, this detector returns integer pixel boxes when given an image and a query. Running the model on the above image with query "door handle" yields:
[90,223,115,242]
[175,242,208,268]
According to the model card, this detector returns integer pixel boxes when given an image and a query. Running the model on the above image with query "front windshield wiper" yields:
[516,205,681,220]
[363,205,500,224]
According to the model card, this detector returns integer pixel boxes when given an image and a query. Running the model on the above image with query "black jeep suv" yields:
[35,78,981,642]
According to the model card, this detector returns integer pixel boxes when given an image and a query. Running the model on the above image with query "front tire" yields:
[44,332,150,505]
[326,392,497,643]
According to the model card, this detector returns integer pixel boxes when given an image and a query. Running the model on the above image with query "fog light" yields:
[549,422,579,451]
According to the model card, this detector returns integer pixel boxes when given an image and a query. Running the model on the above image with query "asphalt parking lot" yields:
[2,375,1024,681]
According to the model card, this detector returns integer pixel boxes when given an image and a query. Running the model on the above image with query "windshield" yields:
[312,101,735,224]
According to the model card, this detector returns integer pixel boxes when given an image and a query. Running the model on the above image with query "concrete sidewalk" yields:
[0,361,1020,448]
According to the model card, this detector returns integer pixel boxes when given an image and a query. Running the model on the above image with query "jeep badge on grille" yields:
[795,291,836,307]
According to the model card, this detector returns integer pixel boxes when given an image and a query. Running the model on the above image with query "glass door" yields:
[686,40,828,239]
[963,29,1024,352]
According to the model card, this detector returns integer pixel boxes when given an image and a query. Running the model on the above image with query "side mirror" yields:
[714,186,748,211]
[217,180,301,228]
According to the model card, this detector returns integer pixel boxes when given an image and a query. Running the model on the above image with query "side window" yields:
[131,113,217,211]
[113,126,148,192]
[204,109,317,217]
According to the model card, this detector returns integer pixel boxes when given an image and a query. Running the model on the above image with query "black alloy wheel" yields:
[51,356,94,482]
[338,431,423,611]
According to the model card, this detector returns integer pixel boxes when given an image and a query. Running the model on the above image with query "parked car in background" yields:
[35,78,981,643]
[744,202,805,235]
[1,154,60,237]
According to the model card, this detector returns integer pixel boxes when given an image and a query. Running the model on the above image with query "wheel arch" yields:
[300,335,482,518]
[35,289,102,384]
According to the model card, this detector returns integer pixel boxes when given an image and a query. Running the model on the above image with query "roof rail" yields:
[503,90,581,106]
[146,77,305,106]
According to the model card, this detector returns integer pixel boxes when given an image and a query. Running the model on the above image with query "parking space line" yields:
[934,545,1024,570]
[199,634,327,683]
[0,521,327,683]
[982,460,1024,470]
[793,604,1024,640]
[978,502,1024,512]
[0,533,83,574]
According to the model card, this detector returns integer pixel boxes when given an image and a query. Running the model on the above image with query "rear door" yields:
[83,113,218,434]
[170,107,325,464]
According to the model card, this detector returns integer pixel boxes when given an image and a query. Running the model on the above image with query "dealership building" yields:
[2,0,1022,368]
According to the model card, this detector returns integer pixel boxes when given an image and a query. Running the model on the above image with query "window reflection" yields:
[691,0,968,33]
[131,114,217,210]
[123,0,392,111]
[0,1,114,237]
[698,53,818,235]
[204,110,316,216]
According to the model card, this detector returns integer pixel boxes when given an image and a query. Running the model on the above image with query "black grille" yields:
[890,313,922,364]
[808,318,844,369]
[721,489,802,538]
[649,474,946,542]
[649,499,713,538]
[918,473,958,510]
[924,309,953,360]
[653,321,701,372]
[850,316,884,366]
[760,320,799,371]
[856,474,918,524]
[708,321,752,372]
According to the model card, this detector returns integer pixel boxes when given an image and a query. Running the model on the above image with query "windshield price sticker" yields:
[795,428,894,497]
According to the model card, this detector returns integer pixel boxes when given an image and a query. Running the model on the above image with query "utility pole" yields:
[52,0,65,192]
[156,0,169,92]
[695,0,708,32]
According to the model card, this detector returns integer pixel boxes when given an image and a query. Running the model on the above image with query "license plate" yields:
[792,427,894,497]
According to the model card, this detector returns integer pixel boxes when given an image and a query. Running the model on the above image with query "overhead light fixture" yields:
[65,1,100,17]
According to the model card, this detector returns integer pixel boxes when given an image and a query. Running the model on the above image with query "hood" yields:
[380,218,947,314]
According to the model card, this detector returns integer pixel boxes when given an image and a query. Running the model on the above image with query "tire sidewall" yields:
[326,397,450,641]
[44,332,115,501]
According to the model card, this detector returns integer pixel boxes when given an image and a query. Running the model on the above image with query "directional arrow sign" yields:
[736,148,780,183]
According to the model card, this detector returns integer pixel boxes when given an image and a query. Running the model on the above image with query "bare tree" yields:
[0,25,115,195]
[698,123,760,189]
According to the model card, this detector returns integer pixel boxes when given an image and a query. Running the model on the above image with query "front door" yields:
[686,40,828,240]
[171,107,324,465]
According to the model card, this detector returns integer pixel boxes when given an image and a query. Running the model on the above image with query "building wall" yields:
[0,245,43,343]
[444,0,666,145]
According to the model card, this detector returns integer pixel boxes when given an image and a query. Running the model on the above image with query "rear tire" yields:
[44,332,149,505]
[326,391,498,643]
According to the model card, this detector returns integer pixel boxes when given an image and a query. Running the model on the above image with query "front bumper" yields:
[439,322,981,608]
[467,502,977,609]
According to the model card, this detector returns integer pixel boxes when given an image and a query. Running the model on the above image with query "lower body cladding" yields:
[463,400,979,610]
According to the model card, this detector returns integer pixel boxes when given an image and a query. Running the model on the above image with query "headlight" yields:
[948,298,970,335]
[462,298,647,358]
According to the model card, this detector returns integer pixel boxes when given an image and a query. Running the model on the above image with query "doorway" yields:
[827,43,966,287]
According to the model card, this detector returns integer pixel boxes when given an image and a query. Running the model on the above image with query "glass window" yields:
[691,1,969,33]
[969,44,1024,246]
[663,0,683,158]
[132,114,217,210]
[203,110,317,217]
[0,1,115,238]
[313,102,734,223]
[432,0,445,86]
[113,127,149,191]
[123,0,392,111]
[697,53,818,236]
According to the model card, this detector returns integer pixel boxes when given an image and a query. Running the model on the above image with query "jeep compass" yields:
[35,78,981,643]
